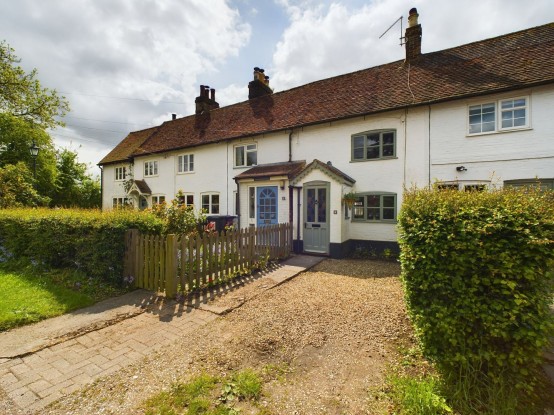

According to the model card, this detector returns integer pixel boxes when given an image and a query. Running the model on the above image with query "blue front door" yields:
[257,186,278,227]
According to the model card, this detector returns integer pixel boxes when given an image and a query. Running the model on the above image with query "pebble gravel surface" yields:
[45,258,412,415]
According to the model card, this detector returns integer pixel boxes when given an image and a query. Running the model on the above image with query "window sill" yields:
[466,126,532,137]
[144,175,159,178]
[177,171,195,175]
[351,219,397,224]
[233,164,258,169]
[350,157,398,163]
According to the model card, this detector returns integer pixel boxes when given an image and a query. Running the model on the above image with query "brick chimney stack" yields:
[195,85,220,115]
[405,8,422,61]
[248,67,273,99]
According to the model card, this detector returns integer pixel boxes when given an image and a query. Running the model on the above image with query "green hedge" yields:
[0,208,164,282]
[398,187,554,392]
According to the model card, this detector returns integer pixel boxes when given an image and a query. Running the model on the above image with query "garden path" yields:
[0,255,323,413]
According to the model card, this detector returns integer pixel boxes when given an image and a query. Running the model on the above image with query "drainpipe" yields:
[235,179,241,229]
[288,130,293,162]
[289,185,302,253]
[99,165,103,210]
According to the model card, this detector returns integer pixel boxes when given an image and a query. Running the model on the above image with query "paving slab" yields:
[0,254,321,412]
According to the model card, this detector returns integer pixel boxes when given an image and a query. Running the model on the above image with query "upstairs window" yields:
[144,160,158,177]
[352,193,396,222]
[114,166,126,181]
[201,193,220,214]
[352,130,396,161]
[468,97,528,135]
[177,154,194,173]
[235,144,257,167]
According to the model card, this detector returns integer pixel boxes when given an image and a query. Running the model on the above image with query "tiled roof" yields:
[99,23,554,165]
[234,161,306,180]
[291,159,356,185]
[133,180,151,194]
[99,126,158,165]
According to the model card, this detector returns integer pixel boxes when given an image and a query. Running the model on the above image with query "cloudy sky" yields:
[2,0,553,174]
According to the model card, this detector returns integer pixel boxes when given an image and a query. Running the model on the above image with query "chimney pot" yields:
[405,8,422,61]
[172,113,176,120]
[210,88,215,101]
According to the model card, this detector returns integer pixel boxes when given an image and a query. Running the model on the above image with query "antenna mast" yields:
[379,16,404,46]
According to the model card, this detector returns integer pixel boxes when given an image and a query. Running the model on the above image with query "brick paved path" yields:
[0,254,323,413]
[0,304,217,412]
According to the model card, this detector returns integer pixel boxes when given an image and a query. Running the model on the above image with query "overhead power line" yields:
[61,115,154,128]
[59,91,187,105]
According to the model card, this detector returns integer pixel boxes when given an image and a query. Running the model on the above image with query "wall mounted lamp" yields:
[456,166,467,172]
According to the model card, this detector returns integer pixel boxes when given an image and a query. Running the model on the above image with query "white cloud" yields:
[1,0,252,168]
[270,0,554,91]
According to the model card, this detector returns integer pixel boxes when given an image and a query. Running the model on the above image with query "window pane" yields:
[366,134,379,146]
[367,195,379,207]
[469,124,481,134]
[202,195,209,211]
[482,103,495,113]
[482,112,495,123]
[482,121,495,132]
[366,146,380,159]
[382,132,394,144]
[249,187,255,218]
[247,150,257,166]
[514,98,526,107]
[235,147,244,166]
[367,208,380,220]
[382,144,394,157]
[353,136,364,160]
[186,195,194,205]
[469,105,481,115]
[501,100,514,109]
[383,195,395,208]
[383,208,395,220]
[189,155,194,171]
[353,148,364,159]
[353,197,364,219]
[247,144,256,150]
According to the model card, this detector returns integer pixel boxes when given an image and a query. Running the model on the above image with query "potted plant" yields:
[342,191,357,207]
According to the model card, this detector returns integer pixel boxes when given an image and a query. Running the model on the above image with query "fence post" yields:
[123,229,138,282]
[165,234,178,298]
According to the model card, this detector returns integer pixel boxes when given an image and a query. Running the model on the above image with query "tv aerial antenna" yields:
[379,16,405,46]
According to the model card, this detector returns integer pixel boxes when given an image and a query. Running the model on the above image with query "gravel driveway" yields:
[48,258,411,414]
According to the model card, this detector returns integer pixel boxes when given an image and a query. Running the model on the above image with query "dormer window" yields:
[235,144,257,167]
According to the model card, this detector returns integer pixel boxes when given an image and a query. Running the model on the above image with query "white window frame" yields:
[468,96,529,135]
[436,181,491,192]
[351,192,397,223]
[114,166,127,181]
[201,193,220,214]
[151,195,166,206]
[144,160,158,177]
[177,154,194,173]
[112,197,129,208]
[178,193,195,207]
[234,143,257,167]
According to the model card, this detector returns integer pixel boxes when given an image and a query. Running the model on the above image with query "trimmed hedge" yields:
[398,187,554,393]
[0,208,164,282]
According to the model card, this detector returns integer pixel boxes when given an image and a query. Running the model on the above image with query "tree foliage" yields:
[1,41,69,129]
[0,162,50,208]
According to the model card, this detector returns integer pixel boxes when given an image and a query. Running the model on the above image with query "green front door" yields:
[303,183,330,254]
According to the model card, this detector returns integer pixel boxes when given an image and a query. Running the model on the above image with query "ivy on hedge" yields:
[0,208,164,282]
[398,186,554,393]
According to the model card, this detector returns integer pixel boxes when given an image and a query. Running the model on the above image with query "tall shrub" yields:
[398,187,554,400]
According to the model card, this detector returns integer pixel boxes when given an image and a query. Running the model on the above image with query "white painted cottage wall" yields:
[430,85,554,184]
[102,163,130,208]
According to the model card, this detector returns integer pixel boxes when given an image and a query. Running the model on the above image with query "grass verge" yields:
[0,260,129,331]
[143,369,270,415]
[378,344,554,415]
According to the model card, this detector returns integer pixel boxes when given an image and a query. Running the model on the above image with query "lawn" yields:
[0,262,128,331]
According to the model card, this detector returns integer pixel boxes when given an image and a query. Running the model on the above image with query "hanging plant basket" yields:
[342,192,357,207]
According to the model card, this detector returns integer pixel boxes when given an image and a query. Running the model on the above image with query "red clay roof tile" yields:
[99,23,554,165]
